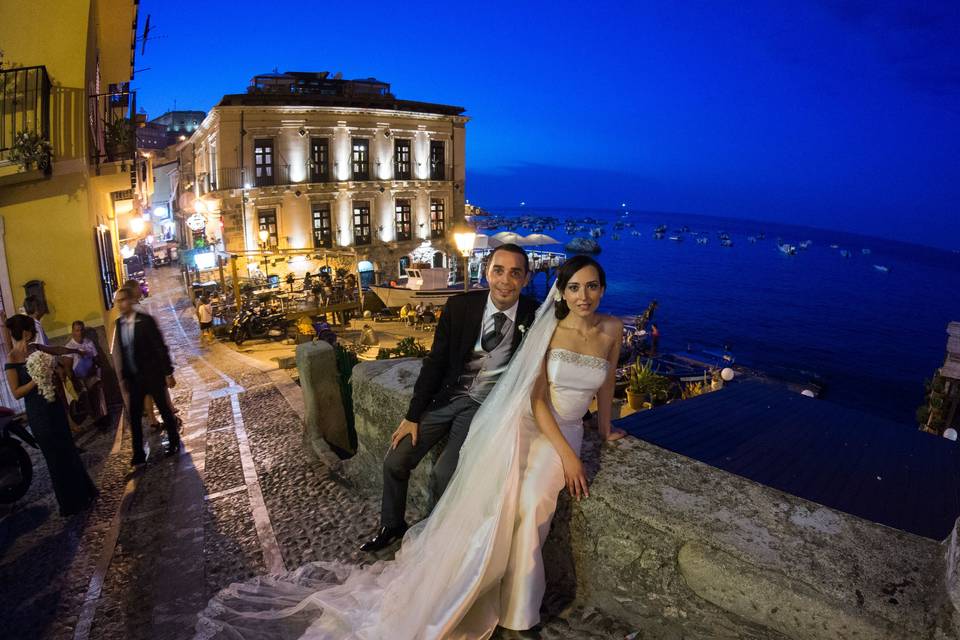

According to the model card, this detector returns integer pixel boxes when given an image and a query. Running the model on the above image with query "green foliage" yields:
[627,357,672,404]
[105,118,133,149]
[376,336,429,360]
[8,130,52,171]
[334,343,359,437]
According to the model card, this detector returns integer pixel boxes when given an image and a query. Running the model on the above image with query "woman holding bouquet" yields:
[4,314,97,516]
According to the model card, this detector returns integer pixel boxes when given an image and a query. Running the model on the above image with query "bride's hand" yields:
[561,451,589,501]
[603,427,627,442]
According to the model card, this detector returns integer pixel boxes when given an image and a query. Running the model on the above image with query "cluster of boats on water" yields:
[472,211,892,271]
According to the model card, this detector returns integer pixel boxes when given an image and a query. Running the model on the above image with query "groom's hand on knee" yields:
[391,419,419,450]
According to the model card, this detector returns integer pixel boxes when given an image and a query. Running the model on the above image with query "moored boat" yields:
[369,267,487,308]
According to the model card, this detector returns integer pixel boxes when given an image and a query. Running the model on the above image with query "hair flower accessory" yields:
[553,290,562,303]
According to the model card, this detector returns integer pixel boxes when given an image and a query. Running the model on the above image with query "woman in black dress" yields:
[4,314,98,516]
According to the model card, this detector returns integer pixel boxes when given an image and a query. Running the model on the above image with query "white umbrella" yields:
[492,231,525,245]
[472,234,502,249]
[521,233,561,246]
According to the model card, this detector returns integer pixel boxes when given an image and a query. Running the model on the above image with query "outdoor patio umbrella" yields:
[520,233,561,246]
[473,234,502,249]
[492,231,525,245]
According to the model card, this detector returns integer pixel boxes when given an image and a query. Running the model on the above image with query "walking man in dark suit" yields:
[113,287,180,465]
[361,244,539,552]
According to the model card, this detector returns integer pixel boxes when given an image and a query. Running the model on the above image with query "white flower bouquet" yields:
[26,351,58,403]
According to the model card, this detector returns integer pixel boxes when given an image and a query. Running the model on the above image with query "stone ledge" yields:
[348,358,960,639]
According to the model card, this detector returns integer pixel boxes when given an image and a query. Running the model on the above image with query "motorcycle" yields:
[0,407,37,504]
[230,304,289,345]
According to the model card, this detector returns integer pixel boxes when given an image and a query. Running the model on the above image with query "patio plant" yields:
[8,130,52,171]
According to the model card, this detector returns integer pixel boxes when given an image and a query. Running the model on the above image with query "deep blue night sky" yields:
[135,1,959,250]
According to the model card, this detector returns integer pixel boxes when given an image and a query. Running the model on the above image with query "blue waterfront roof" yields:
[616,381,960,540]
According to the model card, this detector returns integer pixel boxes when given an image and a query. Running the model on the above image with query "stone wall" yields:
[347,358,960,639]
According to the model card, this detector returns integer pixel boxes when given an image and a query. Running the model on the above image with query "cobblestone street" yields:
[1,269,635,640]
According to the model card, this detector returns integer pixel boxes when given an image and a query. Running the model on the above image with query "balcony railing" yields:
[0,66,51,166]
[89,88,136,172]
[190,165,456,194]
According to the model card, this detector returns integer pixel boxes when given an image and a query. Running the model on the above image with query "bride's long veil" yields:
[197,287,559,640]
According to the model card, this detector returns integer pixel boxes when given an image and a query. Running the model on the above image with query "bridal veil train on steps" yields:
[196,285,580,640]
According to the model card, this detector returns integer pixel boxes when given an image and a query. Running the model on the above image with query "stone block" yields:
[296,340,351,459]
[346,358,433,520]
[348,358,960,639]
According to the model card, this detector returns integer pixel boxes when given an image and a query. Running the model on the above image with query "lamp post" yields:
[258,228,270,279]
[453,229,476,293]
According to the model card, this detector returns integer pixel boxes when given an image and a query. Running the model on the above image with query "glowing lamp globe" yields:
[720,367,735,382]
[454,230,476,257]
[129,217,145,234]
[258,229,270,243]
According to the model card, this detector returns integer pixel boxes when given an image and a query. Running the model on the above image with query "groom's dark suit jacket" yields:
[405,290,539,423]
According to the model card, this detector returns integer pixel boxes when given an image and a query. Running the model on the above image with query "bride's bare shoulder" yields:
[596,313,623,337]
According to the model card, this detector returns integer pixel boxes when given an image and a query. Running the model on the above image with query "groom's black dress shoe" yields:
[360,523,408,553]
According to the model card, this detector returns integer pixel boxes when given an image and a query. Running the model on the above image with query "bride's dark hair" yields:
[554,255,606,319]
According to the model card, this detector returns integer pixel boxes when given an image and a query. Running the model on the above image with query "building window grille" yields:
[254,138,275,186]
[394,139,411,180]
[352,138,369,181]
[395,199,412,241]
[311,203,332,248]
[430,140,445,180]
[430,199,445,239]
[353,202,371,245]
[310,138,329,182]
[258,209,278,247]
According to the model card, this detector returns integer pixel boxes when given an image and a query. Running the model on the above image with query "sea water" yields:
[487,207,960,425]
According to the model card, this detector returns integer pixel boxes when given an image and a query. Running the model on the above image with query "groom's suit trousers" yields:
[381,395,480,528]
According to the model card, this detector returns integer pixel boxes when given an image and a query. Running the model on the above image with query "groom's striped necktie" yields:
[480,312,507,352]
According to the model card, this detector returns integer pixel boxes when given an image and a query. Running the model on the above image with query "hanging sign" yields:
[186,213,206,231]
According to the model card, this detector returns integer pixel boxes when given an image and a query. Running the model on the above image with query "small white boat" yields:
[631,230,641,237]
[873,264,889,273]
[370,267,486,307]
[830,244,839,249]
[840,250,851,258]
[669,235,683,242]
[799,240,813,249]
[720,238,733,248]
[778,243,797,256]
[862,248,872,255]
[697,237,708,245]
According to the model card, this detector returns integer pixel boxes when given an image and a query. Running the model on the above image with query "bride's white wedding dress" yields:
[196,287,608,640]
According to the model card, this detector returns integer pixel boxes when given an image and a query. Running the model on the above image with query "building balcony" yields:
[89,87,136,174]
[191,165,457,196]
[0,66,52,177]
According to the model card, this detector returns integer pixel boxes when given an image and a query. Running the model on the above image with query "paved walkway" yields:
[1,268,635,640]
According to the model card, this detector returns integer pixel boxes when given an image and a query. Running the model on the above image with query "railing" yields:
[0,66,51,165]
[89,88,136,172]
[193,165,455,193]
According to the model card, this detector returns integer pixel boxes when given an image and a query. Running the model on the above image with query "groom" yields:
[361,243,539,552]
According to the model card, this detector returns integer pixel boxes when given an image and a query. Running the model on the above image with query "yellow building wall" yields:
[0,0,137,339]
[0,177,107,336]
[0,0,91,88]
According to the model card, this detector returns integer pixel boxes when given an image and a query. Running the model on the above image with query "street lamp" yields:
[258,228,271,278]
[453,228,476,293]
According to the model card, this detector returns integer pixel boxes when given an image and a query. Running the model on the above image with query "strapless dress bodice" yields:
[546,348,609,428]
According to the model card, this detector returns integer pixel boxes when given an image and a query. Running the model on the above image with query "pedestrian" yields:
[113,287,180,465]
[22,295,49,346]
[4,314,98,515]
[65,320,108,427]
[197,295,214,345]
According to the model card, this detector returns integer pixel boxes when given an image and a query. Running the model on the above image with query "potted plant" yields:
[8,130,52,172]
[626,358,671,410]
[104,118,133,161]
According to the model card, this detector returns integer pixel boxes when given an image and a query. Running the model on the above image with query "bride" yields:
[197,255,626,639]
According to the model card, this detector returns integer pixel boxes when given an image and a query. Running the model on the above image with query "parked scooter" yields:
[0,407,37,504]
[230,304,289,345]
